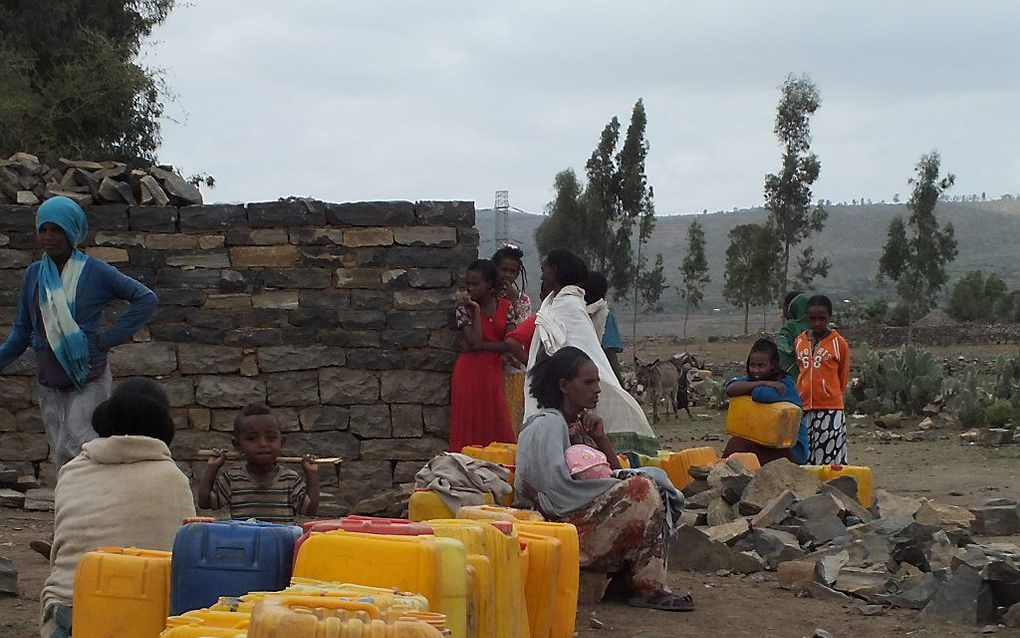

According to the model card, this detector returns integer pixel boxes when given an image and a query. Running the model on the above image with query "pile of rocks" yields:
[0,465,53,513]
[670,458,1020,627]
[0,152,202,207]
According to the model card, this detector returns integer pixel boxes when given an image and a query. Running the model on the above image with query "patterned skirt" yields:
[805,409,848,464]
[563,476,669,598]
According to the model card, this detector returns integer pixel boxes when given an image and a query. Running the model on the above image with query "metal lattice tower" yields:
[494,190,510,246]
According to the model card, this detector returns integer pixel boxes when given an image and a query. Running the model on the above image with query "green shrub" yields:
[985,399,1013,426]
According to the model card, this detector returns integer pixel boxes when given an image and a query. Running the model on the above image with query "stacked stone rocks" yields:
[0,199,477,512]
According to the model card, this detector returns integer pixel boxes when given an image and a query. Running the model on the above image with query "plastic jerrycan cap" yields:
[489,521,514,535]
[830,464,844,470]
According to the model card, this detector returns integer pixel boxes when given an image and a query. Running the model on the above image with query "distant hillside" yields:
[476,199,1020,334]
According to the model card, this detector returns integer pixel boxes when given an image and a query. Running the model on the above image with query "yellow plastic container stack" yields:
[247,596,445,638]
[516,532,561,638]
[161,628,245,638]
[165,609,250,630]
[409,491,495,522]
[660,447,720,490]
[293,530,468,638]
[457,505,543,523]
[616,455,631,469]
[805,464,874,507]
[426,519,526,638]
[513,522,578,638]
[725,395,803,448]
[72,547,172,638]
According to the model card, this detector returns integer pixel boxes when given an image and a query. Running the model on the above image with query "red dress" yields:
[449,299,516,451]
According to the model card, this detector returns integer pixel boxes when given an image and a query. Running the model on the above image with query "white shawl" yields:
[586,299,610,343]
[524,286,657,447]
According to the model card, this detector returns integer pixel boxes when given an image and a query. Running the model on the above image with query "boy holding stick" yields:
[198,403,319,523]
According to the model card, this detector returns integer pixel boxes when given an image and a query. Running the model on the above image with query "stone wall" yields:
[842,323,1020,348]
[0,200,477,511]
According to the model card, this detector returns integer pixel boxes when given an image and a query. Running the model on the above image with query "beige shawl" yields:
[40,436,196,626]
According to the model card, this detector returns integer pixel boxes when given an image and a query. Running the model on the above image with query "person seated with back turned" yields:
[198,403,319,524]
[514,346,694,612]
[40,378,195,638]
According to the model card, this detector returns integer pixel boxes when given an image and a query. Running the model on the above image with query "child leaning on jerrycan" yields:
[722,338,809,465]
[198,403,319,524]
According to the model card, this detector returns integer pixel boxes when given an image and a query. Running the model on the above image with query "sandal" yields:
[29,539,52,560]
[628,592,695,612]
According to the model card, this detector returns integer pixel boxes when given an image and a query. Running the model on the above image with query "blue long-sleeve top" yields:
[726,373,809,464]
[0,259,157,377]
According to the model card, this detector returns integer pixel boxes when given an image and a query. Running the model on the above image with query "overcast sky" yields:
[145,1,1020,215]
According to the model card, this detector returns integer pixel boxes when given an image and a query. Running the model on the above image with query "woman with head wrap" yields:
[0,196,157,474]
[776,291,809,381]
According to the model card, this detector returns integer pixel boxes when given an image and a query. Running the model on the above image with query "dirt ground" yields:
[3,339,1020,637]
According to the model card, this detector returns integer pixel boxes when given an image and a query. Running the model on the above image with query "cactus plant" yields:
[947,366,989,427]
[847,344,943,415]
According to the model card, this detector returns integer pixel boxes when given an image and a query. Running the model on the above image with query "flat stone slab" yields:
[0,488,25,508]
[23,487,54,511]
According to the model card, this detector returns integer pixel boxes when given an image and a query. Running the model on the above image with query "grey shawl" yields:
[514,408,619,518]
[414,452,513,513]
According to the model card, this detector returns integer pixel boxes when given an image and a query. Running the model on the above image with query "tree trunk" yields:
[683,303,690,342]
[783,243,791,294]
[762,306,767,332]
[744,302,750,334]
[632,236,642,362]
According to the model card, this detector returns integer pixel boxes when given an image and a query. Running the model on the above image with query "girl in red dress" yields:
[449,259,516,451]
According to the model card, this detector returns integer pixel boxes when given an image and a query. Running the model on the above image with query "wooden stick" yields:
[196,449,342,465]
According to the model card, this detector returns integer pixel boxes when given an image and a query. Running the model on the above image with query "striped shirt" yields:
[209,463,308,524]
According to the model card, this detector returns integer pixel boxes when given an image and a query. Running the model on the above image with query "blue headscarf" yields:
[36,197,92,389]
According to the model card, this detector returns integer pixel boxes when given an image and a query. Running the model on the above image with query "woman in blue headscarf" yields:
[0,196,157,473]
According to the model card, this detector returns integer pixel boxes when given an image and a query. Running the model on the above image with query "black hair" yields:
[528,346,593,410]
[783,290,803,312]
[746,338,782,380]
[115,377,171,410]
[492,244,528,291]
[543,249,588,288]
[466,259,499,288]
[806,294,833,315]
[91,379,175,445]
[584,271,609,304]
[233,403,281,439]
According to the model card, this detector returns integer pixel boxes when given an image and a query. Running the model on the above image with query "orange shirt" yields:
[794,329,850,411]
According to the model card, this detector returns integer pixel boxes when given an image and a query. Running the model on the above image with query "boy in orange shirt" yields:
[795,295,851,464]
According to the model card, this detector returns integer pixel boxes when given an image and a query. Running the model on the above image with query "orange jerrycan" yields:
[806,464,874,507]
[721,452,761,472]
[660,447,719,490]
[72,547,171,638]
[725,396,802,448]
[514,521,578,638]
[293,530,468,638]
[427,519,526,638]
[460,444,517,466]
[457,505,543,523]
[516,532,562,638]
